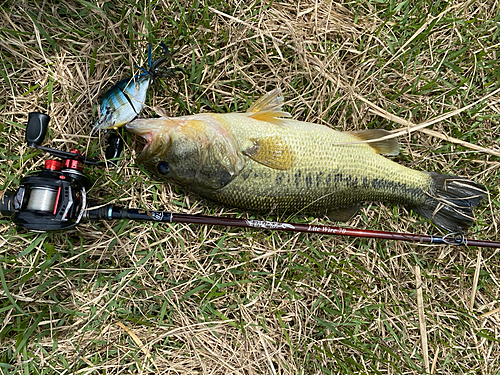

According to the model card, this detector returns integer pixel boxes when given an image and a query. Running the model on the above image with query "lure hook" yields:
[92,42,180,134]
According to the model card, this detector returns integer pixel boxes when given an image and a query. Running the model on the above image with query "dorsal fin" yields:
[350,129,399,156]
[245,88,292,124]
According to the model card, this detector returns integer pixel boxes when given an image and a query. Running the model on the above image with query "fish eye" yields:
[156,161,170,175]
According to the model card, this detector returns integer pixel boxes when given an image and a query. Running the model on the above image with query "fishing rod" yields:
[1,112,499,248]
[83,204,500,248]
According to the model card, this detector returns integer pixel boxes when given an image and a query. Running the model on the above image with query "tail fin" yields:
[413,172,486,233]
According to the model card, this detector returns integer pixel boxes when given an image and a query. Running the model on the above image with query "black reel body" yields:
[0,112,123,231]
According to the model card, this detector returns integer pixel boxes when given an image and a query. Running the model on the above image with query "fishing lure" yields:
[92,43,175,133]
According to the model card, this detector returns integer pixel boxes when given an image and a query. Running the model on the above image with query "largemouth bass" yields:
[125,88,486,232]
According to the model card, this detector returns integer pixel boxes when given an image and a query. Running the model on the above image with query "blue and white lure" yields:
[92,43,174,133]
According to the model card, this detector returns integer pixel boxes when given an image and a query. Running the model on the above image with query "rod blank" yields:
[85,205,500,249]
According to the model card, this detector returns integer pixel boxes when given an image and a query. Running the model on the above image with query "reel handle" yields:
[26,112,50,147]
[24,112,124,166]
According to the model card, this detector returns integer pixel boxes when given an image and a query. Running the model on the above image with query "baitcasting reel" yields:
[0,112,123,231]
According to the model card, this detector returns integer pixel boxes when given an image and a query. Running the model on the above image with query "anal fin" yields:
[326,205,361,222]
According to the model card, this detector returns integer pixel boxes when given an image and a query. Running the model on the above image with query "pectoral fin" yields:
[350,129,399,156]
[243,136,295,170]
[245,88,292,124]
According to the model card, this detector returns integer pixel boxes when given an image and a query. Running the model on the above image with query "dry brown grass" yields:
[0,0,499,374]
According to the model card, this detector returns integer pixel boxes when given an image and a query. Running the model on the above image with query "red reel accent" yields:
[44,159,62,171]
[63,149,84,171]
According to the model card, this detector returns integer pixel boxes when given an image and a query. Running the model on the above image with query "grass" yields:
[0,0,499,373]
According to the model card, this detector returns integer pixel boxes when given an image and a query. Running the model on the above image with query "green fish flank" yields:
[126,88,486,232]
[209,114,430,213]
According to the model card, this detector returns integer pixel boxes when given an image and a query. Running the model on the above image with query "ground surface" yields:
[0,0,499,374]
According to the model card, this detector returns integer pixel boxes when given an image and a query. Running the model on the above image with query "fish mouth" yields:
[133,133,150,156]
[126,117,177,161]
[127,126,170,162]
[132,132,159,162]
[126,120,156,159]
